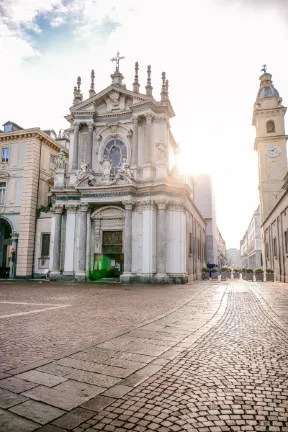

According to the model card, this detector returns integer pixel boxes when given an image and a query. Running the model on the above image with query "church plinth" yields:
[120,201,134,284]
[155,200,169,283]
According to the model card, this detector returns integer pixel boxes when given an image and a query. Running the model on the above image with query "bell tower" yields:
[253,66,288,223]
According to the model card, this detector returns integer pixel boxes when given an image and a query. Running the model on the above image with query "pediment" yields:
[70,85,151,116]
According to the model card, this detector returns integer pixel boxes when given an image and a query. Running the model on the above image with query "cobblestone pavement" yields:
[0,280,209,372]
[0,281,287,431]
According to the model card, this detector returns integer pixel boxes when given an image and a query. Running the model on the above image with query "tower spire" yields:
[133,62,140,93]
[145,65,153,97]
[161,72,166,101]
[89,69,96,97]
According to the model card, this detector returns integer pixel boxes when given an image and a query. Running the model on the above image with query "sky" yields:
[1,0,288,249]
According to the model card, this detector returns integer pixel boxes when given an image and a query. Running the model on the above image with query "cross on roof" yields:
[111,51,125,72]
[261,64,267,73]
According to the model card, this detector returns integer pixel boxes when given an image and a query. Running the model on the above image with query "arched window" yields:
[266,120,275,133]
[104,139,127,175]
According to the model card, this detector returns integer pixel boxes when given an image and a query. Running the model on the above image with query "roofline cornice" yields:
[0,129,69,154]
[254,135,288,151]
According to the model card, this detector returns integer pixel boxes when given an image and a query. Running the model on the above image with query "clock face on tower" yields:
[266,144,281,158]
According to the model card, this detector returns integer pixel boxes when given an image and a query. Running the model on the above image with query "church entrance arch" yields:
[0,218,12,277]
[90,206,125,280]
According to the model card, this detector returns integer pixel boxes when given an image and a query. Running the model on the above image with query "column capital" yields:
[88,123,94,131]
[155,199,169,210]
[73,123,80,131]
[137,199,155,211]
[145,112,154,122]
[123,200,134,210]
[169,201,185,211]
[66,204,78,213]
[54,204,64,214]
[79,203,89,212]
[132,115,139,124]
[154,114,167,124]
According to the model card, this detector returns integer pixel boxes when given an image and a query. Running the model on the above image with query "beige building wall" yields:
[0,125,68,278]
[17,137,40,277]
[240,206,262,269]
[262,185,288,282]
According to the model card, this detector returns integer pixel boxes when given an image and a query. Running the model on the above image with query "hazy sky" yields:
[1,0,288,249]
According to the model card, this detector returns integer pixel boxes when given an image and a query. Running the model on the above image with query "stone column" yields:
[120,201,134,284]
[143,113,154,181]
[10,231,18,279]
[63,204,78,277]
[50,204,63,279]
[87,123,94,169]
[75,203,88,282]
[155,200,169,283]
[131,116,139,166]
[72,124,80,170]
[145,113,153,163]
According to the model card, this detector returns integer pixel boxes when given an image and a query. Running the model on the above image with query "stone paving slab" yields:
[0,408,39,431]
[9,400,65,425]
[17,370,67,387]
[80,396,116,413]
[0,373,10,380]
[34,426,67,432]
[57,358,135,378]
[22,380,104,411]
[0,376,39,393]
[101,385,133,399]
[52,407,95,429]
[0,387,28,409]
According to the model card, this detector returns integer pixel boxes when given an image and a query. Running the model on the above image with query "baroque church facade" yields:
[47,57,206,283]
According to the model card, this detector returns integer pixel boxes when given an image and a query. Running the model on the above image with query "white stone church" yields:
[45,55,206,283]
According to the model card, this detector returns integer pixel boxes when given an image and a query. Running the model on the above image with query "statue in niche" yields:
[55,149,66,170]
[155,142,167,161]
[100,155,112,181]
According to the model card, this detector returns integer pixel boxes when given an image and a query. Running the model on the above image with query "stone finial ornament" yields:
[166,79,169,98]
[133,62,140,93]
[161,72,166,101]
[146,65,153,97]
[77,76,81,92]
[74,76,83,103]
[73,86,77,104]
[89,69,96,97]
